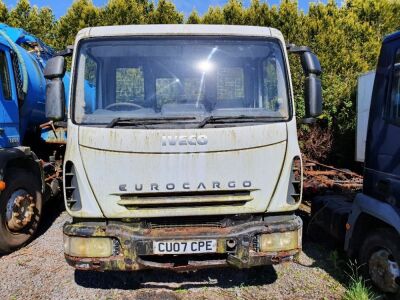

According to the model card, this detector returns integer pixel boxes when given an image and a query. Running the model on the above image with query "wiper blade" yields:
[106,116,197,128]
[106,117,147,128]
[107,117,123,128]
[197,115,215,128]
[197,115,282,128]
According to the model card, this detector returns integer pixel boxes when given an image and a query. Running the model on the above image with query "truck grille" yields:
[136,214,261,229]
[146,215,224,229]
[117,190,253,210]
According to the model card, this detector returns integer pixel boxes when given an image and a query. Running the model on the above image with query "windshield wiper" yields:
[106,117,147,128]
[106,116,197,128]
[197,115,215,128]
[197,115,282,128]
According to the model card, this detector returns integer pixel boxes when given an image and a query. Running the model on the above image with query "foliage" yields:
[202,6,224,24]
[343,261,378,300]
[0,0,399,162]
[55,0,100,48]
[0,1,6,22]
[148,0,183,24]
[3,0,56,44]
[187,10,201,24]
[99,0,147,26]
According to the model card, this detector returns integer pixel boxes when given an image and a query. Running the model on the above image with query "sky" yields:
[2,0,327,19]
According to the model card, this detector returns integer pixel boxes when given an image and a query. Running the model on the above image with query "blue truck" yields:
[312,31,400,296]
[0,24,67,254]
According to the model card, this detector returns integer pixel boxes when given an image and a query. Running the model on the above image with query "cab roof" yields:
[76,24,284,42]
[383,30,400,44]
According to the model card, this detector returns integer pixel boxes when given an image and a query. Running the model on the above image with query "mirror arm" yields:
[287,44,311,54]
[55,45,74,57]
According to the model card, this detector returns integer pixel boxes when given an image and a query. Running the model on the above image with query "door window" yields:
[0,51,12,100]
[388,48,400,122]
[263,57,288,111]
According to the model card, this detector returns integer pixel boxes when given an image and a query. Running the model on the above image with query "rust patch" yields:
[63,216,302,272]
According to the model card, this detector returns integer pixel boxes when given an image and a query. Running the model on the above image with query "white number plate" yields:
[153,240,217,254]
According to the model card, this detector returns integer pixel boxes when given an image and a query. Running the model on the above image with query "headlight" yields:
[259,229,301,252]
[64,235,113,258]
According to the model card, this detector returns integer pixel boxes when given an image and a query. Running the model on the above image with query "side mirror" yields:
[304,74,322,123]
[44,56,66,121]
[288,45,323,123]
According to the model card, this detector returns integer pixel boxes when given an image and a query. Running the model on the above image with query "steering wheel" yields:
[105,102,144,111]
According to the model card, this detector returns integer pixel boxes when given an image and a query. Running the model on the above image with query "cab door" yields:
[364,37,400,207]
[0,46,20,148]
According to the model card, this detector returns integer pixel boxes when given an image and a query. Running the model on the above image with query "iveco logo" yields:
[162,135,208,146]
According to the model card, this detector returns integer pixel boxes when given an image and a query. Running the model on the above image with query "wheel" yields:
[359,228,400,295]
[0,168,42,254]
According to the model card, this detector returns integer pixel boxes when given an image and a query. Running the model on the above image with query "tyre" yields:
[359,228,400,296]
[0,168,42,254]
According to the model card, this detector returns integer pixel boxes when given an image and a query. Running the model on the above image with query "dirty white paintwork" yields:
[356,71,375,163]
[64,25,302,219]
[267,118,302,212]
[64,124,104,218]
[77,24,278,40]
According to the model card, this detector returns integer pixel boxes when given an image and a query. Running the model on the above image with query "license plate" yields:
[153,239,217,254]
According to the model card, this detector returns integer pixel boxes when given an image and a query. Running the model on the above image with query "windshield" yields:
[73,37,290,126]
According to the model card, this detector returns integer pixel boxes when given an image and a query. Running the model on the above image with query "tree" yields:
[55,0,100,48]
[5,0,55,45]
[100,0,147,26]
[271,0,305,45]
[26,6,55,44]
[223,0,244,25]
[346,0,400,37]
[7,0,30,28]
[0,0,8,23]
[187,10,201,24]
[202,6,224,24]
[244,0,272,27]
[148,0,183,24]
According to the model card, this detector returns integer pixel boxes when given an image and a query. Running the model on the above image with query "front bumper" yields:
[63,215,302,271]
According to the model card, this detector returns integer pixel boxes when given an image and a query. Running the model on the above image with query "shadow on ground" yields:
[75,265,277,290]
[297,204,349,284]
[298,204,386,299]
[36,195,65,238]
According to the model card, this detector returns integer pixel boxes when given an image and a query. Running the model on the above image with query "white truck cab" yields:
[44,25,322,271]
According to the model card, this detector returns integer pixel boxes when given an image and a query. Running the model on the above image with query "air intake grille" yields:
[288,156,302,204]
[118,190,253,210]
[64,161,81,211]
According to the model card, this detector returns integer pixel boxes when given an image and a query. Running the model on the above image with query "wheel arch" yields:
[0,147,44,193]
[345,193,400,258]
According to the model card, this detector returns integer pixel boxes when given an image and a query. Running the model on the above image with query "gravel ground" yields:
[0,205,346,300]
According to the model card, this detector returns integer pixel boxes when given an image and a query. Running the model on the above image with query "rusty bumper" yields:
[63,215,302,271]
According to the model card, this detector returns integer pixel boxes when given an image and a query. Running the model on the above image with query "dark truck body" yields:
[312,31,400,294]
